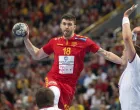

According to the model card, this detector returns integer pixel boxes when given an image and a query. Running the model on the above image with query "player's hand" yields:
[124,4,138,17]
[132,26,140,34]
[132,27,140,41]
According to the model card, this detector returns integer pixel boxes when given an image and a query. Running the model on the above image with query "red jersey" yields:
[43,34,99,87]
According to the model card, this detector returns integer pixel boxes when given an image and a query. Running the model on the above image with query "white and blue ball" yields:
[12,23,28,37]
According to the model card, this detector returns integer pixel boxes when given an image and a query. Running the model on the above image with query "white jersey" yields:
[119,54,140,110]
[40,107,62,110]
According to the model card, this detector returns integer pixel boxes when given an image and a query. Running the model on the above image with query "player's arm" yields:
[122,4,138,62]
[24,30,48,60]
[87,38,124,65]
[96,48,124,65]
[132,26,140,33]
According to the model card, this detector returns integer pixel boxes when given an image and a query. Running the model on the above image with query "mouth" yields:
[63,30,72,37]
[63,30,70,35]
[64,30,69,33]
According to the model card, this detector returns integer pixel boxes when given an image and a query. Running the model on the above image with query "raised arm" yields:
[24,26,48,60]
[122,4,138,62]
[97,48,124,65]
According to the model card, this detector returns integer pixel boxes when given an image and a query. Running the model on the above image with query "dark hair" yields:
[134,45,140,57]
[35,88,54,108]
[61,13,76,24]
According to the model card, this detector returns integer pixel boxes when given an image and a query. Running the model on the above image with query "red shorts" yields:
[45,77,75,110]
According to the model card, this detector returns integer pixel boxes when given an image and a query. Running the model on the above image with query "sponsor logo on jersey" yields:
[64,56,68,62]
[59,56,74,74]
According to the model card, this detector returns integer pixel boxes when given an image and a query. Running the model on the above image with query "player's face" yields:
[60,19,76,38]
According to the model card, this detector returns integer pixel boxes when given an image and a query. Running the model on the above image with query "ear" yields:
[60,23,62,29]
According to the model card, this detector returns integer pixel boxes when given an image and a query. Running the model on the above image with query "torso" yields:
[119,54,140,110]
[43,34,99,86]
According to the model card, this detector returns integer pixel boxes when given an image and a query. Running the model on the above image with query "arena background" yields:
[0,0,140,110]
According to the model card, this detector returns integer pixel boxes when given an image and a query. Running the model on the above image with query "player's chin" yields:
[63,32,71,37]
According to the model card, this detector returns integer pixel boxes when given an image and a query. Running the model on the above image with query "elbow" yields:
[123,35,131,42]
[122,31,132,42]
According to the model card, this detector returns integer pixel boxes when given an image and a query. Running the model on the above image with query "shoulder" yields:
[128,54,140,70]
[75,34,88,42]
[129,54,140,64]
[76,34,97,43]
[53,36,63,41]
[76,34,88,38]
[134,54,140,64]
[48,36,63,43]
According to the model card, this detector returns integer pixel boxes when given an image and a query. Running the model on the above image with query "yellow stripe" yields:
[45,77,48,87]
[66,40,68,45]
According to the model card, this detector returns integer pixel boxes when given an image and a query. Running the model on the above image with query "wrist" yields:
[122,17,130,25]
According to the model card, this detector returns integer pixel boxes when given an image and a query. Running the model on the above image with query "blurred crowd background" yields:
[0,0,140,110]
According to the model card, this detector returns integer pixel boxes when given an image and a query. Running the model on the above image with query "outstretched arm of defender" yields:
[122,4,138,62]
[97,48,124,65]
[24,28,48,60]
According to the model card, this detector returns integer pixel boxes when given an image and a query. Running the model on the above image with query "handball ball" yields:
[12,23,28,37]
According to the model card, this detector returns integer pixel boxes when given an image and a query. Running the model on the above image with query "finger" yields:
[130,4,138,10]
[134,4,138,9]
[25,23,29,36]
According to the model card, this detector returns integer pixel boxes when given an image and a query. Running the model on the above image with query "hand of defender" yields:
[132,26,140,42]
[133,27,140,34]
[124,4,138,17]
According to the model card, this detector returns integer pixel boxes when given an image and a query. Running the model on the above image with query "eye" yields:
[62,22,66,25]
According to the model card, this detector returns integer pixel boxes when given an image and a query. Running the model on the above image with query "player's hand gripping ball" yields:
[12,23,28,37]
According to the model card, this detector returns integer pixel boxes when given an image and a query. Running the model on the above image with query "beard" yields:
[63,30,73,38]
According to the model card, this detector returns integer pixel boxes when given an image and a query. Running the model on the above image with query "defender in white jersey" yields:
[35,88,61,110]
[119,4,140,110]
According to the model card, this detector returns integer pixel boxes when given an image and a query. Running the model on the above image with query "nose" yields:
[65,24,69,29]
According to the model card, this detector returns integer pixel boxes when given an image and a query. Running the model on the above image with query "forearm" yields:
[122,17,136,61]
[24,38,40,59]
[122,22,132,42]
[97,48,123,65]
[104,51,123,65]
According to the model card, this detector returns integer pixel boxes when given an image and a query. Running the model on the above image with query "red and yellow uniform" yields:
[43,34,99,109]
